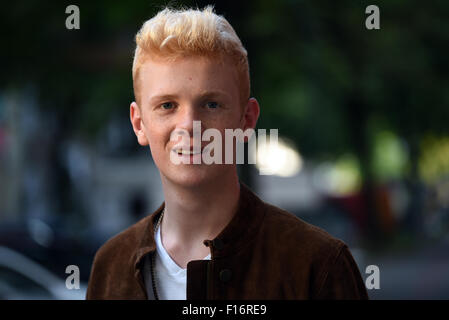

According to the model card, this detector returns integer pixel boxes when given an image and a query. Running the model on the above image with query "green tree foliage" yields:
[2,0,448,168]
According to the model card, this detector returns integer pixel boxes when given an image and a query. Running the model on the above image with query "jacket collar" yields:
[132,181,266,270]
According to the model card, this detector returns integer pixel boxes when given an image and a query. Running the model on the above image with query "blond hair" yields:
[132,6,250,105]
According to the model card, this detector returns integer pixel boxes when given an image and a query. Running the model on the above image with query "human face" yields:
[130,55,259,188]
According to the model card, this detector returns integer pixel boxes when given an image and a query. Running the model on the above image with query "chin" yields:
[162,163,227,188]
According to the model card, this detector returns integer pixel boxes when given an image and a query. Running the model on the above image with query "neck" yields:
[158,169,241,267]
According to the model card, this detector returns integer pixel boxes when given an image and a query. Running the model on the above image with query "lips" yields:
[172,145,210,155]
[173,148,202,155]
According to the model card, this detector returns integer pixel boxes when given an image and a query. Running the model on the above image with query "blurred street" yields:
[364,235,449,299]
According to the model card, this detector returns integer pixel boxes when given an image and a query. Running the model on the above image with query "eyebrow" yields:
[148,90,231,104]
[149,94,178,104]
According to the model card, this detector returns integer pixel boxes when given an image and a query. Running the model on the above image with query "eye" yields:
[206,101,219,109]
[161,102,174,110]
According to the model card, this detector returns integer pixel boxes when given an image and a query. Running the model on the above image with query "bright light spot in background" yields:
[313,154,362,196]
[419,136,449,184]
[27,219,55,247]
[256,136,302,177]
[372,131,409,181]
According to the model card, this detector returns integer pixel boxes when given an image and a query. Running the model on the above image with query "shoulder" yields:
[256,199,367,299]
[92,215,152,266]
[86,215,154,299]
[242,182,344,254]
[259,199,346,255]
[257,199,348,277]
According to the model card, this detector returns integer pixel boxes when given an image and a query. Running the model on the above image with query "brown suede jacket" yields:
[86,182,369,300]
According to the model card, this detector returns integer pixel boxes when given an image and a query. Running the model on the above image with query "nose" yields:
[171,104,203,149]
[175,104,198,135]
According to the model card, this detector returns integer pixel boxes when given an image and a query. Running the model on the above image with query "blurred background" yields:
[1,0,448,299]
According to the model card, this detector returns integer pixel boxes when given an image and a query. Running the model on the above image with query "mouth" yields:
[170,145,217,165]
[171,145,208,156]
[173,149,202,155]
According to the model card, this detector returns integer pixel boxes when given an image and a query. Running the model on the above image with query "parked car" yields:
[0,219,101,283]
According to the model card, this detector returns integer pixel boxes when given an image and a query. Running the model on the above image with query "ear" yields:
[240,98,260,141]
[130,101,149,146]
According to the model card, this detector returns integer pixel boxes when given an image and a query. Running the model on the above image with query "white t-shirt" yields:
[143,224,211,300]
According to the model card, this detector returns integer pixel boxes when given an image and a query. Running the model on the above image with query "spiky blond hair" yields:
[132,6,250,105]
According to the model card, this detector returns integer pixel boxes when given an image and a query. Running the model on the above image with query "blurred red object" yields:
[326,185,396,235]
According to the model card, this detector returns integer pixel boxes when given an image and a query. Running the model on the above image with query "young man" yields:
[86,6,368,300]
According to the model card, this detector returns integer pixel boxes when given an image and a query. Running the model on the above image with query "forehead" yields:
[138,54,240,101]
